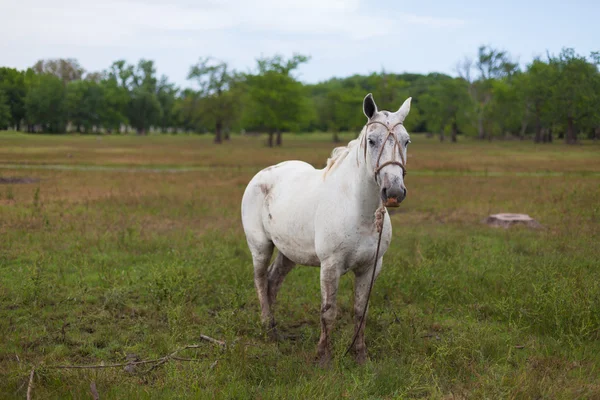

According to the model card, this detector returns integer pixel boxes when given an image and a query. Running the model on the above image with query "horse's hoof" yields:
[316,348,332,368]
[267,326,279,341]
[354,351,368,365]
[317,354,332,368]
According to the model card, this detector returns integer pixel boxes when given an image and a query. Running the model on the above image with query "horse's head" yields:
[362,93,411,207]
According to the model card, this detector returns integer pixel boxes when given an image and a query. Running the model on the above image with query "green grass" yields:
[1,132,599,398]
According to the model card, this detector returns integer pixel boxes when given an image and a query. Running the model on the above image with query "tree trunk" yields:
[477,114,485,140]
[332,130,340,143]
[534,115,542,143]
[519,119,528,141]
[565,117,576,144]
[439,130,445,142]
[595,127,600,141]
[547,127,553,143]
[483,119,493,141]
[214,121,223,144]
[276,130,282,146]
[267,131,274,147]
[224,129,230,141]
[451,121,458,143]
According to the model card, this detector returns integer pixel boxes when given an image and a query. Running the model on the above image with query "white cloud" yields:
[0,0,467,84]
[0,0,464,47]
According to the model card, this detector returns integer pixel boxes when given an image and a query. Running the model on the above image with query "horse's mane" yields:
[323,128,366,177]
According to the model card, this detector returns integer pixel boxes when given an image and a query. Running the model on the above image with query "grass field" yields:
[1,131,599,399]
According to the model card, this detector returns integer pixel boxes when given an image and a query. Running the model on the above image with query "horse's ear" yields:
[396,97,412,122]
[363,93,378,119]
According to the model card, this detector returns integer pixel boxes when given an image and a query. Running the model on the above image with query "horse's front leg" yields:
[317,262,341,367]
[352,259,382,364]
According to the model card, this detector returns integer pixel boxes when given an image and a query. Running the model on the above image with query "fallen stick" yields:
[90,381,100,400]
[50,358,163,369]
[26,368,34,400]
[200,334,226,347]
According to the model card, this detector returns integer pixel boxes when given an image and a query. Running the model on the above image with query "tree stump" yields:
[485,213,541,229]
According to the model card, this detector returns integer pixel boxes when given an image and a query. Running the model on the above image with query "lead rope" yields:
[344,203,386,357]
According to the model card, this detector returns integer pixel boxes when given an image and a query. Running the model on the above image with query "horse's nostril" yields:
[403,188,407,197]
[382,188,387,198]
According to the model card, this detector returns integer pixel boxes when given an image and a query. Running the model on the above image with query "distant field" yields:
[1,132,599,398]
[1,131,600,174]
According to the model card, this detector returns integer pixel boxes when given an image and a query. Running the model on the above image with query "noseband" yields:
[363,120,407,180]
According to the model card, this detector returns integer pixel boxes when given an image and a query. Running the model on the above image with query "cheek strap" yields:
[364,121,407,179]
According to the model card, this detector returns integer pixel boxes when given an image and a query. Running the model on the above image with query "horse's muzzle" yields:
[382,187,407,207]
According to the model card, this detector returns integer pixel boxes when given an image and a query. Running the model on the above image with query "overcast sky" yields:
[1,0,598,86]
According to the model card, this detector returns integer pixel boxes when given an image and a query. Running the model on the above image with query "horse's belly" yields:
[264,204,321,266]
[260,167,321,266]
[272,238,320,266]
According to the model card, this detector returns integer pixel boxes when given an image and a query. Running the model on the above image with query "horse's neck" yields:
[332,140,381,218]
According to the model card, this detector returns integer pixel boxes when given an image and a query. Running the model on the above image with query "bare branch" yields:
[200,334,226,347]
[456,57,473,83]
[23,335,227,397]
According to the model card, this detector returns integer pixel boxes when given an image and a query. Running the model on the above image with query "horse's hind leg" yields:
[267,253,295,306]
[267,253,296,333]
[251,241,275,329]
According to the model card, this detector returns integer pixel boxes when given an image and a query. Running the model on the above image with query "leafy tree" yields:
[156,76,179,133]
[109,59,162,135]
[0,67,27,129]
[129,87,162,135]
[522,59,556,142]
[108,60,134,90]
[187,57,241,143]
[66,80,104,133]
[174,89,203,133]
[548,49,600,144]
[487,77,526,139]
[99,76,129,133]
[32,59,85,84]
[0,90,11,129]
[245,54,310,146]
[25,73,67,133]
[376,71,410,110]
[314,80,364,142]
[459,46,517,140]
[420,77,473,142]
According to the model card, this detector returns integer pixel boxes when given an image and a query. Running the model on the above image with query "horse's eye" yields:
[368,138,376,146]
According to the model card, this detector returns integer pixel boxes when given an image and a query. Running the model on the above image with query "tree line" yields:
[0,46,599,145]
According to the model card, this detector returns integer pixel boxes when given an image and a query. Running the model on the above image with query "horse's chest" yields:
[316,216,391,271]
[349,227,391,266]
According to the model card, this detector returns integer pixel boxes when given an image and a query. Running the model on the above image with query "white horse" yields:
[241,93,411,365]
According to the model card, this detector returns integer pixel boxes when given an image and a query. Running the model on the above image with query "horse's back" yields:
[241,160,322,266]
